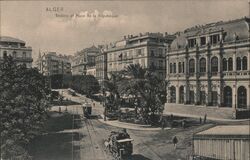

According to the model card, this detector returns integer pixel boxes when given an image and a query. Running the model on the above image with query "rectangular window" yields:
[210,34,220,45]
[200,37,206,46]
[151,50,154,57]
[159,48,163,57]
[159,72,163,79]
[23,52,26,58]
[188,38,196,48]
[159,60,163,69]
[178,62,182,73]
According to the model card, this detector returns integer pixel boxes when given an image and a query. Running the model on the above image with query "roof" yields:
[196,125,250,136]
[170,17,250,50]
[0,36,26,44]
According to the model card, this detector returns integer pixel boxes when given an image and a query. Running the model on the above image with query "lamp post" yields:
[103,89,107,121]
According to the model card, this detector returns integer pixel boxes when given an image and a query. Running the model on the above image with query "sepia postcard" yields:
[0,0,249,160]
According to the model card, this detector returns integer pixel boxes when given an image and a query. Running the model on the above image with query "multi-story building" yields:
[0,36,33,68]
[105,32,175,80]
[165,17,250,119]
[95,47,107,87]
[71,45,100,75]
[36,52,71,76]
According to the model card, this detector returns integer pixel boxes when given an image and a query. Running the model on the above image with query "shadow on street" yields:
[130,154,151,160]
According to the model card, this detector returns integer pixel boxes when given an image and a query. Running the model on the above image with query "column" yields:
[184,85,187,104]
[233,53,236,71]
[194,86,200,105]
[207,81,212,106]
[166,55,169,75]
[247,86,250,109]
[217,86,222,107]
[232,85,237,110]
[218,54,222,74]
[184,85,190,104]
[167,87,171,103]
[248,53,250,70]
[176,85,180,104]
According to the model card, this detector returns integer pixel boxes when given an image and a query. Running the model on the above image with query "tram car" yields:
[82,103,92,118]
[104,129,133,160]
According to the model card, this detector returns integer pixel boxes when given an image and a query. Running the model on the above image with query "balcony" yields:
[198,72,206,77]
[211,72,219,77]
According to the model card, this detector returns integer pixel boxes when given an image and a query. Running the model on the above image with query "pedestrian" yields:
[161,118,165,130]
[172,136,178,149]
[182,120,186,128]
[199,117,202,124]
[170,114,174,122]
[203,114,207,124]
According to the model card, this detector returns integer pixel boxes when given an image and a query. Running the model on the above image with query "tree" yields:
[118,64,168,124]
[0,56,51,159]
[103,72,123,111]
[71,75,100,95]
[118,64,147,118]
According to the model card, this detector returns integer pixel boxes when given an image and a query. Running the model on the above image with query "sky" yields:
[0,0,249,61]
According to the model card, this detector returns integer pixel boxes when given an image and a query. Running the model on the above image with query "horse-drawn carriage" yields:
[104,129,133,160]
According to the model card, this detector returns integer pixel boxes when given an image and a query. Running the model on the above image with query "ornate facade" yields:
[166,17,250,119]
[36,52,71,76]
[0,36,33,68]
[106,32,175,80]
[95,49,107,87]
[71,45,100,75]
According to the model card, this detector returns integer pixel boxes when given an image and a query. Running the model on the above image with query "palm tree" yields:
[119,64,147,119]
[120,64,168,124]
[103,72,122,111]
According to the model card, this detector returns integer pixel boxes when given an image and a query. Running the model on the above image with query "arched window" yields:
[238,86,247,109]
[170,63,172,73]
[189,59,195,74]
[3,51,7,57]
[223,86,232,107]
[170,86,176,103]
[222,58,227,71]
[173,63,176,73]
[242,56,247,70]
[178,62,182,73]
[12,51,17,58]
[211,57,218,72]
[236,57,241,70]
[228,58,233,71]
[199,58,206,73]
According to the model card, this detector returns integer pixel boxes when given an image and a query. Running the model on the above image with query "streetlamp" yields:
[103,89,107,121]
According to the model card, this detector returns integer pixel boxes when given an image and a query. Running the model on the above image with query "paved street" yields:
[49,89,216,160]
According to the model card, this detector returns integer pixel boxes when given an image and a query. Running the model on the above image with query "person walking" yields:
[172,136,178,150]
[161,118,165,130]
[203,114,207,124]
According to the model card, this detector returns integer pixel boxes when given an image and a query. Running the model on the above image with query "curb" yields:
[164,112,250,122]
[98,114,169,131]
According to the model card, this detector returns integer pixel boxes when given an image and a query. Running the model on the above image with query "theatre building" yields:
[165,17,250,119]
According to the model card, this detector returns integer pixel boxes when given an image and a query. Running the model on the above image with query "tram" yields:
[82,103,92,118]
